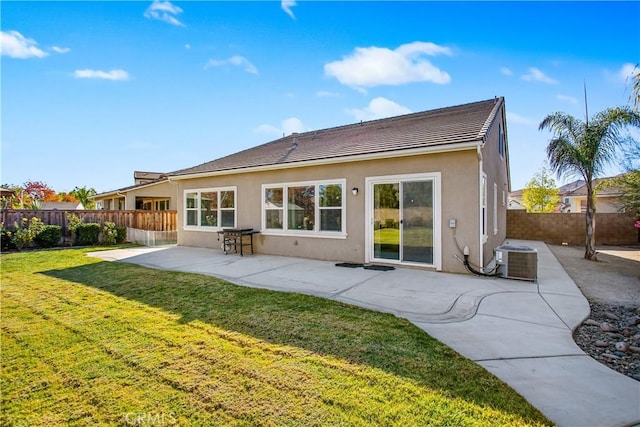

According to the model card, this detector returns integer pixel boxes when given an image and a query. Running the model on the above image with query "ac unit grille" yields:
[496,245,537,281]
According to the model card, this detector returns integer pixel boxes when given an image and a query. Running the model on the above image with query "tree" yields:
[521,164,559,213]
[630,65,640,113]
[23,181,57,202]
[70,186,97,209]
[540,107,640,260]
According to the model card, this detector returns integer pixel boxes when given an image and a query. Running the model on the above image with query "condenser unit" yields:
[495,245,537,281]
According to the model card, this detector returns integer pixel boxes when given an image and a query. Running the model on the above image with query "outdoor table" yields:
[217,228,260,256]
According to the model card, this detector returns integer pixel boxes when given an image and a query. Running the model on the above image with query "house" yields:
[93,171,175,211]
[166,98,510,274]
[559,177,623,213]
[508,177,622,213]
[134,171,165,185]
[39,202,84,210]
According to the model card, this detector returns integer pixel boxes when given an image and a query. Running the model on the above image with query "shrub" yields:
[35,225,63,248]
[102,222,118,245]
[11,217,45,250]
[116,226,127,243]
[66,213,83,245]
[76,223,100,246]
[1,223,15,252]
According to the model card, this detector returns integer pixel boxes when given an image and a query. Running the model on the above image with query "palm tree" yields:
[70,186,97,209]
[539,107,640,260]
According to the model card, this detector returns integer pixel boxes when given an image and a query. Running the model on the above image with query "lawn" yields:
[1,248,551,426]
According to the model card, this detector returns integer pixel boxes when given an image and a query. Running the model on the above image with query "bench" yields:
[217,228,260,256]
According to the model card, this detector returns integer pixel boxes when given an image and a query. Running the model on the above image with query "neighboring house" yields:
[559,177,623,213]
[1,187,15,209]
[93,171,175,211]
[39,202,84,210]
[134,171,165,185]
[166,98,510,274]
[509,177,622,213]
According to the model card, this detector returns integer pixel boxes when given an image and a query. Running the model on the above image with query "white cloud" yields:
[346,97,412,121]
[521,67,558,84]
[52,46,71,54]
[316,91,340,98]
[281,0,297,20]
[507,112,536,126]
[0,30,49,59]
[73,69,130,81]
[185,44,191,50]
[254,117,305,137]
[324,41,452,88]
[618,63,637,83]
[206,55,258,75]
[144,0,185,27]
[556,94,578,105]
[500,67,512,76]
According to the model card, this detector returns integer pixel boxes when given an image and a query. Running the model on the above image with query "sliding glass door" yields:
[371,178,435,265]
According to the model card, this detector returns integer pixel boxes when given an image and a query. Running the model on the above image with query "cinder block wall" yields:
[507,211,639,245]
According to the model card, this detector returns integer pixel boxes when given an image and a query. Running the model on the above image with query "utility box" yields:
[495,245,537,281]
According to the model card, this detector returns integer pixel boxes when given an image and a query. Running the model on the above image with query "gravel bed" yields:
[573,302,640,381]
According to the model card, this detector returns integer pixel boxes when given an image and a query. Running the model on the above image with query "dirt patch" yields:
[547,244,639,307]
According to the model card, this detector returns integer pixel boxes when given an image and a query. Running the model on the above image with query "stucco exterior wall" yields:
[124,181,176,210]
[175,150,481,274]
[480,104,509,266]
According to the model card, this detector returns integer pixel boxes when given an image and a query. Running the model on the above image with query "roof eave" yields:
[92,178,170,199]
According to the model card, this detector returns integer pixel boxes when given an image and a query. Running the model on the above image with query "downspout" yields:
[477,145,484,269]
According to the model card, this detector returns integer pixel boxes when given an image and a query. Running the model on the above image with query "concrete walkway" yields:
[90,240,640,427]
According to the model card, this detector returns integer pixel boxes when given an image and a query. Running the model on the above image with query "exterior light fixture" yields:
[352,187,359,196]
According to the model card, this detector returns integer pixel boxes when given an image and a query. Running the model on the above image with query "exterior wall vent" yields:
[495,245,537,281]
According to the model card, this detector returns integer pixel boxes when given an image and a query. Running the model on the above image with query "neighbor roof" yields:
[170,97,504,178]
[92,177,168,199]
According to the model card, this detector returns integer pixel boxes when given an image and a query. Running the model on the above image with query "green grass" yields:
[374,227,433,246]
[1,248,551,426]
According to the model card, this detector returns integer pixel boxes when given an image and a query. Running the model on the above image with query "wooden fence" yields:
[507,210,639,245]
[1,210,177,234]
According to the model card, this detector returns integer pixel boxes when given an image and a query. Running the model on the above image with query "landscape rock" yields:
[573,302,640,381]
[604,312,620,321]
[615,342,630,353]
[600,322,619,333]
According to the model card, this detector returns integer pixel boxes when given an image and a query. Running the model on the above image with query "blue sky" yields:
[2,1,638,194]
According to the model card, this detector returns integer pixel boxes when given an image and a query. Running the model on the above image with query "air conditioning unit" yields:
[495,245,537,281]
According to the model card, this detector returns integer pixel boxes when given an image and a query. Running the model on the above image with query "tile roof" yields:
[170,97,503,177]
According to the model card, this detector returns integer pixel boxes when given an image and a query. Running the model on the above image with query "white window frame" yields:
[493,182,498,235]
[261,179,347,239]
[481,173,487,243]
[155,199,171,211]
[183,187,237,231]
[498,123,505,158]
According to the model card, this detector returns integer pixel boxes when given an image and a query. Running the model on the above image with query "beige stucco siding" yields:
[124,181,176,210]
[480,104,509,266]
[176,149,481,274]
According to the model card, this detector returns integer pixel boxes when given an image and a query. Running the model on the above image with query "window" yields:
[481,174,487,241]
[498,123,505,158]
[184,188,236,229]
[493,183,498,235]
[263,180,345,235]
[155,199,170,211]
